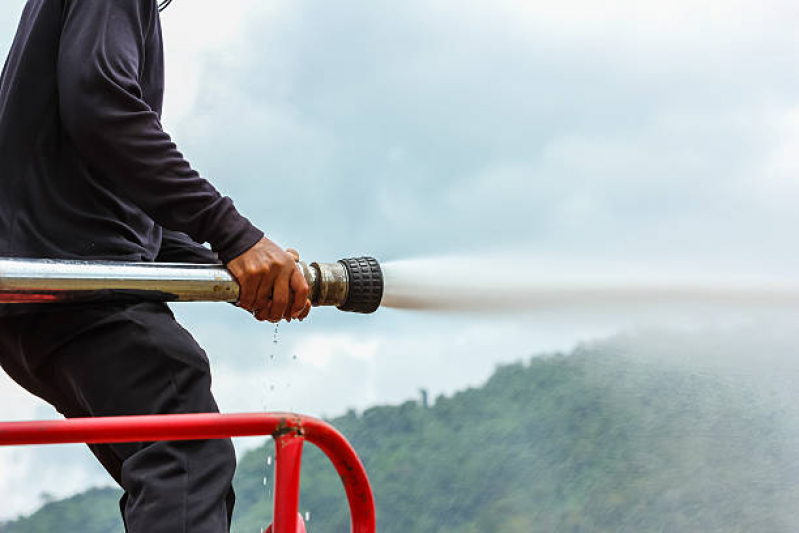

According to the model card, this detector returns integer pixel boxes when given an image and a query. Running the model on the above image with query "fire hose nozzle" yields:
[0,256,384,314]
[300,257,384,314]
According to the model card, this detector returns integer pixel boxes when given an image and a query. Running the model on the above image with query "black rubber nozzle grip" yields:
[338,257,383,314]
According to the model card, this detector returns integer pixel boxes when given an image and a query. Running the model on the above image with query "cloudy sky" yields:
[1,0,798,521]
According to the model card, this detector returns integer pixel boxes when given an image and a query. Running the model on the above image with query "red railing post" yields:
[272,433,305,533]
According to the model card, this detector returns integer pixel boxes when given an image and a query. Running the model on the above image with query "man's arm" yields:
[57,0,260,263]
[57,0,309,321]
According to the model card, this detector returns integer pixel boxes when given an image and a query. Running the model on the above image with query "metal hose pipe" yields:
[0,257,384,314]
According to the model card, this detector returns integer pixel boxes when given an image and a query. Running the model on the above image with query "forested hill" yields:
[3,337,798,532]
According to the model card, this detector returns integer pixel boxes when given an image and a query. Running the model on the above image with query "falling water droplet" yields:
[267,456,272,466]
[305,511,311,522]
[262,477,267,486]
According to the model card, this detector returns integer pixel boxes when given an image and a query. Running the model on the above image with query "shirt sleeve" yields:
[156,229,221,264]
[57,0,263,263]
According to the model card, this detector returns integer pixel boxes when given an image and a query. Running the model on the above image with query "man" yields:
[0,0,310,531]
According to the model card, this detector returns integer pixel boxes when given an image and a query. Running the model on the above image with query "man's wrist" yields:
[216,224,264,264]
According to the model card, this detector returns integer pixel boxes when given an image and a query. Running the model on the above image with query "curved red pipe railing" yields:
[0,412,376,533]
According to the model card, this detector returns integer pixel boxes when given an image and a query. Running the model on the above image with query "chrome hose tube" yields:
[0,256,383,313]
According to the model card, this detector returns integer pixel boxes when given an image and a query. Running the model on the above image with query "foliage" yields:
[0,488,122,533]
[3,341,797,532]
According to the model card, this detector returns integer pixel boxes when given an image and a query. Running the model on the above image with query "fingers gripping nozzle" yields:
[299,257,384,314]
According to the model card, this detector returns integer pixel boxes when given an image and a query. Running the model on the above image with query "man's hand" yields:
[227,237,312,323]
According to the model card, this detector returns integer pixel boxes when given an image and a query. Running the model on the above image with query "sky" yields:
[1,0,799,521]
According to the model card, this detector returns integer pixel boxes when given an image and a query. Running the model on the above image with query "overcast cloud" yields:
[1,0,798,520]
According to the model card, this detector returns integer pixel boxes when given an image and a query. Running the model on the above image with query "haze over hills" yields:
[2,330,799,533]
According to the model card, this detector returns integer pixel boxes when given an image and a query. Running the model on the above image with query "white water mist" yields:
[380,255,799,315]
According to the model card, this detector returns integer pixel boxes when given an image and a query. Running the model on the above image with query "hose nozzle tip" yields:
[338,257,383,314]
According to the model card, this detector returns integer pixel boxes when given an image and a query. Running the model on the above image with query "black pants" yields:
[0,302,235,532]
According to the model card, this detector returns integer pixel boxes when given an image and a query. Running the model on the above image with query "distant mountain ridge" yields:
[3,336,798,532]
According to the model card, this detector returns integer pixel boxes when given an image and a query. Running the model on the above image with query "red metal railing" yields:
[0,412,376,533]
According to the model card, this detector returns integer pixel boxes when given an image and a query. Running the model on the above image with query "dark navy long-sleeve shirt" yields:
[0,0,264,268]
